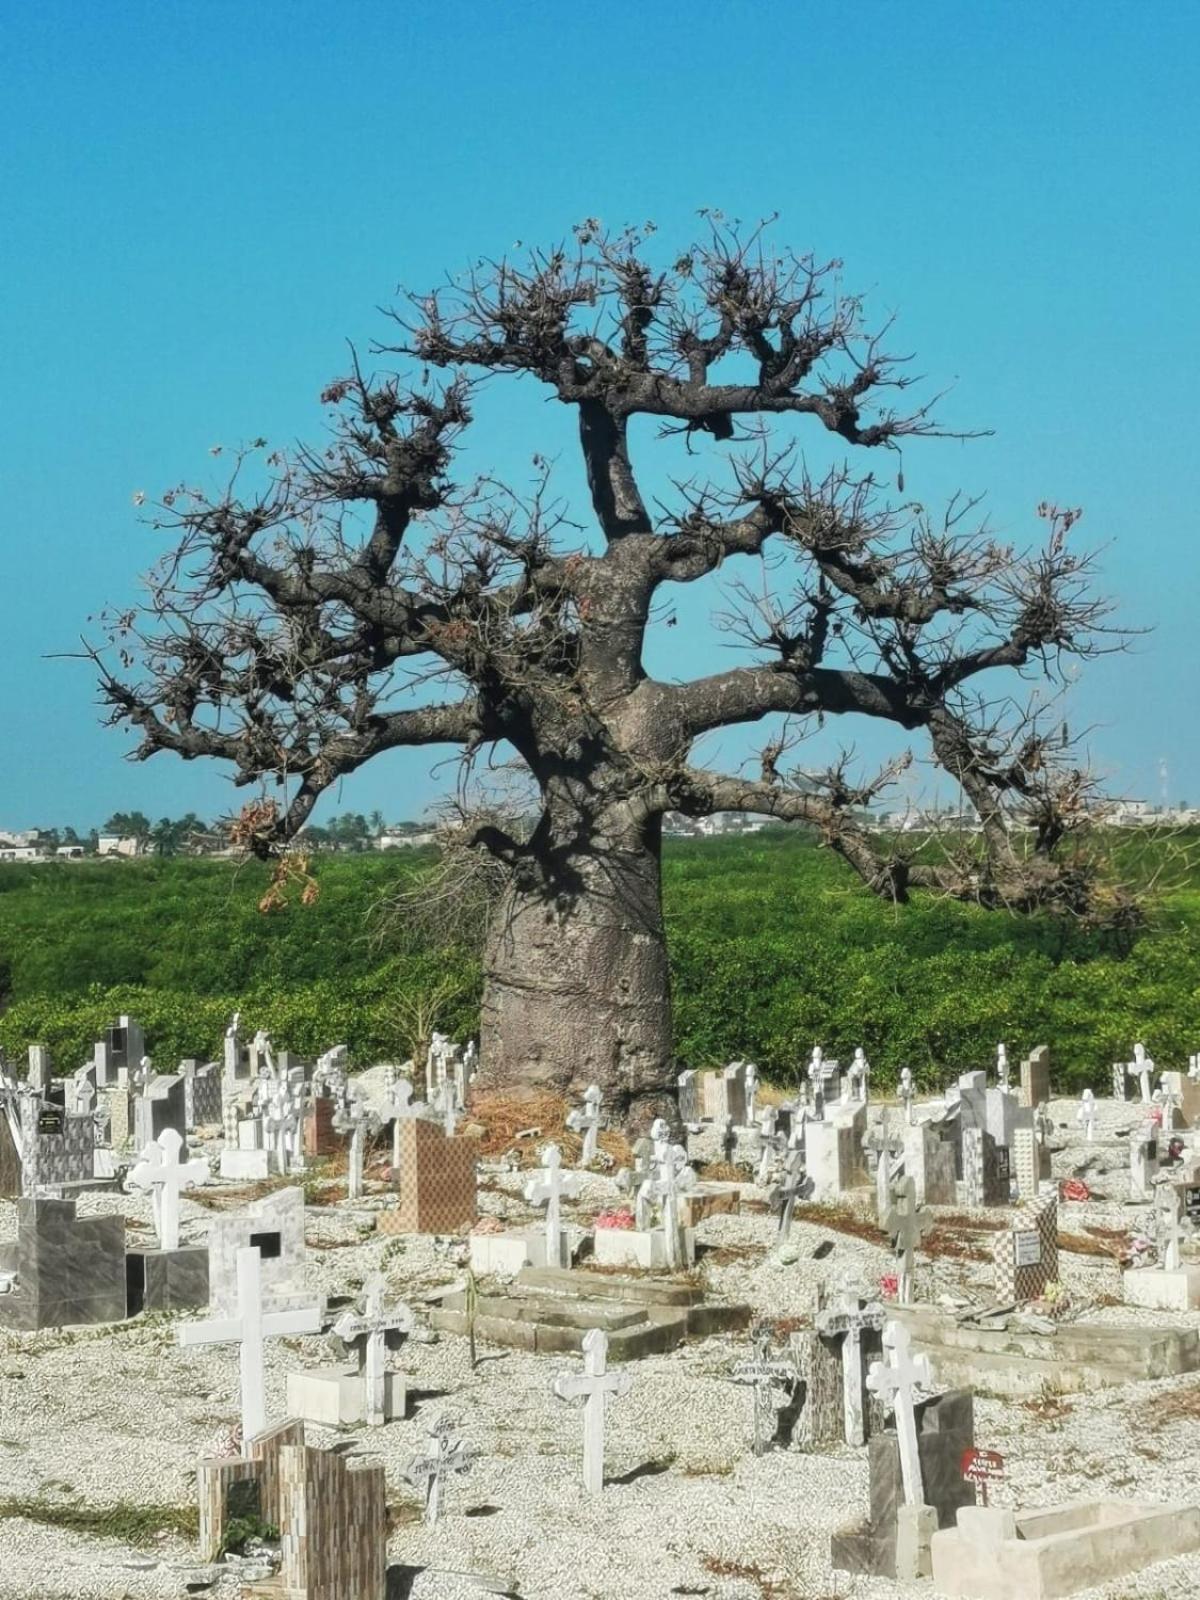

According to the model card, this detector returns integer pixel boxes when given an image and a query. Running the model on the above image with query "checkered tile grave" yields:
[993,1192,1058,1303]
[379,1117,478,1235]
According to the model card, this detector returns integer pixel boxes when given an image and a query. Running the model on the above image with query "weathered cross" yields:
[1155,1179,1185,1272]
[552,1326,633,1493]
[769,1144,809,1241]
[865,1320,934,1506]
[616,1136,654,1230]
[128,1127,208,1252]
[525,1143,582,1268]
[756,1110,782,1187]
[995,1043,1010,1091]
[865,1118,906,1220]
[332,1271,413,1426]
[650,1141,696,1268]
[404,1415,478,1524]
[849,1047,871,1105]
[743,1060,759,1126]
[720,1113,737,1166]
[814,1292,888,1446]
[731,1322,799,1455]
[381,1071,427,1168]
[178,1245,322,1442]
[334,1091,377,1201]
[566,1084,603,1165]
[262,1085,296,1178]
[883,1175,933,1305]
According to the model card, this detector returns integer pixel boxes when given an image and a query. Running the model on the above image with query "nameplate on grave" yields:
[961,1446,1005,1507]
[1014,1231,1041,1268]
[1185,1185,1200,1219]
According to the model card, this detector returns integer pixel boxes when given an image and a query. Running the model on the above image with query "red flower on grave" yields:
[879,1272,899,1301]
[594,1208,636,1230]
[1060,1178,1090,1202]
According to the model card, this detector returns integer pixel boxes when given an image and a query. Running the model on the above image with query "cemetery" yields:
[0,1025,1198,1598]
[6,11,1198,1597]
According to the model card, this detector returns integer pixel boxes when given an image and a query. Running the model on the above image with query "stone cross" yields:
[1076,1089,1096,1142]
[731,1322,799,1455]
[1155,1180,1185,1272]
[128,1127,208,1252]
[849,1047,871,1104]
[866,1320,934,1506]
[333,1272,413,1426]
[1035,1102,1054,1156]
[404,1415,478,1525]
[807,1047,827,1117]
[720,1114,737,1166]
[769,1144,808,1241]
[263,1085,296,1177]
[866,1118,906,1219]
[651,1140,696,1268]
[756,1109,781,1187]
[552,1326,633,1493]
[381,1071,427,1168]
[1127,1043,1155,1104]
[898,1067,915,1124]
[132,1055,153,1095]
[1153,1086,1180,1137]
[525,1143,581,1268]
[179,1245,322,1442]
[883,1176,933,1305]
[334,1092,376,1201]
[814,1292,887,1446]
[996,1044,1010,1091]
[616,1137,654,1231]
[648,1116,673,1162]
[566,1084,603,1165]
[432,1075,458,1138]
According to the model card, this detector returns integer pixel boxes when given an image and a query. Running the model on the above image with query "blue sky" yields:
[2,1,1197,829]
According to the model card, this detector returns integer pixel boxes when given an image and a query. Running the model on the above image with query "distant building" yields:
[97,835,144,858]
[377,828,438,850]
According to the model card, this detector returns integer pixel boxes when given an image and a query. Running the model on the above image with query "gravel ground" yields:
[0,1094,1197,1599]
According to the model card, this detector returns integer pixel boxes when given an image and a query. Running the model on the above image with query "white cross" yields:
[404,1416,478,1524]
[616,1138,654,1230]
[1127,1043,1155,1104]
[807,1047,826,1113]
[1076,1089,1096,1141]
[648,1116,673,1163]
[850,1048,870,1104]
[883,1176,933,1305]
[650,1141,696,1267]
[866,1119,905,1220]
[334,1092,376,1200]
[552,1327,632,1493]
[127,1127,208,1252]
[995,1043,1009,1091]
[132,1055,153,1095]
[866,1320,933,1506]
[381,1072,427,1168]
[525,1143,581,1268]
[1155,1180,1184,1272]
[333,1272,413,1426]
[815,1293,887,1446]
[263,1085,295,1177]
[178,1246,322,1442]
[433,1076,458,1139]
[756,1110,780,1187]
[898,1067,915,1124]
[744,1061,759,1125]
[566,1084,603,1165]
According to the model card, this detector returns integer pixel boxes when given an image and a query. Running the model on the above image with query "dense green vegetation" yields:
[1,831,1197,1091]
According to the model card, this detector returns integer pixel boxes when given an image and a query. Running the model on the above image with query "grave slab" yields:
[1122,1264,1200,1310]
[592,1224,696,1270]
[286,1365,405,1428]
[126,1244,210,1315]
[932,1499,1200,1600]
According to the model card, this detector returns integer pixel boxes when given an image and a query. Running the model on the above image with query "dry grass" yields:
[797,1201,886,1247]
[1147,1382,1200,1429]
[468,1089,633,1170]
[698,1160,744,1181]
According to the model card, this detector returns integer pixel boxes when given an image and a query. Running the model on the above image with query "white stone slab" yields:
[1122,1265,1200,1311]
[285,1365,405,1428]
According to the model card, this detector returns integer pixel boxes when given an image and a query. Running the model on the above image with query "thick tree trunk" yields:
[476,822,677,1132]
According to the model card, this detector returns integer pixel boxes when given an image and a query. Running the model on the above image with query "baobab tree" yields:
[98,221,1118,1128]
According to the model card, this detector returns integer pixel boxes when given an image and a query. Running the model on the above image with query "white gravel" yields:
[0,1095,1197,1599]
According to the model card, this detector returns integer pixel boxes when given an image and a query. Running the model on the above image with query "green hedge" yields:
[1,835,1197,1092]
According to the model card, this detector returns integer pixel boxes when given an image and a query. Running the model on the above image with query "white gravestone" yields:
[1076,1089,1096,1142]
[898,1067,915,1124]
[332,1272,413,1426]
[552,1326,632,1494]
[1126,1043,1155,1105]
[525,1143,581,1269]
[127,1127,208,1252]
[650,1139,696,1268]
[866,1320,934,1507]
[178,1245,322,1442]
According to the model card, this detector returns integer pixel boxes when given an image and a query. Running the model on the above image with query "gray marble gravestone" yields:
[134,1074,189,1157]
[0,1197,127,1329]
[18,1095,95,1194]
[181,1060,223,1129]
[94,1015,146,1089]
[831,1388,976,1579]
[205,1186,311,1316]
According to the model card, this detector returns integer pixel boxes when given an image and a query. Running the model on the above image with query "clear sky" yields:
[3,1,1198,830]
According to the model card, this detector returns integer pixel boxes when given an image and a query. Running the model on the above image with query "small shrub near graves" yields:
[218,1513,278,1558]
